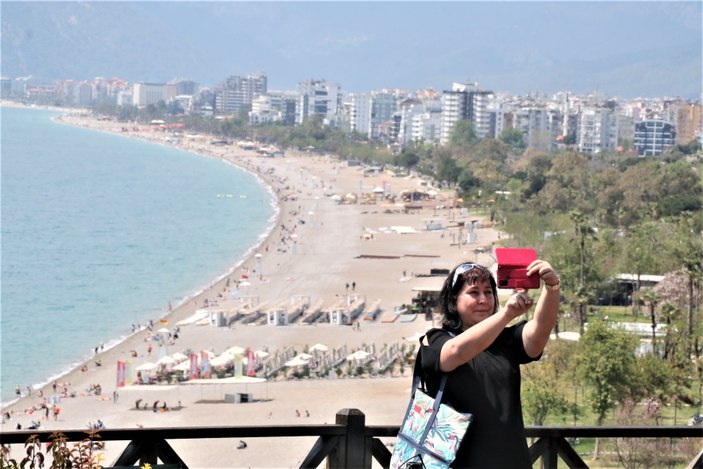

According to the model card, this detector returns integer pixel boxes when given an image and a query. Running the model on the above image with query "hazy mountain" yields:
[2,1,700,99]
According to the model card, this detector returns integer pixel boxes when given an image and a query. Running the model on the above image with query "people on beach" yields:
[420,259,560,468]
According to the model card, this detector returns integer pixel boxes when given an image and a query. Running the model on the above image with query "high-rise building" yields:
[634,120,676,156]
[674,101,702,145]
[348,92,397,139]
[215,73,267,115]
[440,82,494,145]
[296,79,342,126]
[577,107,613,154]
[349,93,372,136]
[133,82,167,107]
[512,107,561,151]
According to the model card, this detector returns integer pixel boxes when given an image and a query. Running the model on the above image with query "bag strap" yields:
[412,330,455,399]
[412,332,453,439]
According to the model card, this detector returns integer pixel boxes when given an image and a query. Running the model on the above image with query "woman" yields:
[421,260,560,468]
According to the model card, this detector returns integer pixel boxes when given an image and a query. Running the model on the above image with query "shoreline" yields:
[1,106,504,467]
[1,104,284,407]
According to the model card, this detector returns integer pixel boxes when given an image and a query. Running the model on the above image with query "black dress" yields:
[421,321,538,468]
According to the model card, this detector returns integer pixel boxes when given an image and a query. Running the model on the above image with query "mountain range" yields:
[1,1,701,99]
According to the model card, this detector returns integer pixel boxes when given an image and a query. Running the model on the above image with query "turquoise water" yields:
[1,107,275,405]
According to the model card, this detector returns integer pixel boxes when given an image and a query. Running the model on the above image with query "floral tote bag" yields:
[390,339,472,468]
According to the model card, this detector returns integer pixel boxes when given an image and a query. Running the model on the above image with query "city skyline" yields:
[1,1,701,100]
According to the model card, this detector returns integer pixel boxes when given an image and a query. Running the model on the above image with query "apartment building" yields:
[634,119,676,156]
[296,79,342,126]
[577,107,613,154]
[411,112,442,144]
[133,82,167,107]
[511,107,561,151]
[215,73,267,115]
[674,101,702,145]
[348,93,372,136]
[440,82,494,144]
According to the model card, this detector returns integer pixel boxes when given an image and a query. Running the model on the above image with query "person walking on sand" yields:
[419,259,560,468]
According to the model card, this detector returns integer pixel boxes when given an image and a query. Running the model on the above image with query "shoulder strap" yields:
[411,332,453,401]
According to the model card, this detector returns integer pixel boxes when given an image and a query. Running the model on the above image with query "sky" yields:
[1,1,701,99]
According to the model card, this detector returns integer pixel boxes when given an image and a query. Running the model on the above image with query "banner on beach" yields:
[246,348,256,377]
[200,351,211,379]
[190,353,199,380]
[116,360,126,387]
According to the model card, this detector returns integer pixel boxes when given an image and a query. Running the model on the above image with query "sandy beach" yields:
[1,108,503,467]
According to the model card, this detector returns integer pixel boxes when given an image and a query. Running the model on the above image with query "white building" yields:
[133,82,167,107]
[440,82,494,144]
[577,107,613,154]
[297,79,343,126]
[215,73,267,115]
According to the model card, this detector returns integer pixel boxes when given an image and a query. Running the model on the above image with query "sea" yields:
[0,106,275,405]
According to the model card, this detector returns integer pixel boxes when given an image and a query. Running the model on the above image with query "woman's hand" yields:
[503,290,534,320]
[527,260,559,287]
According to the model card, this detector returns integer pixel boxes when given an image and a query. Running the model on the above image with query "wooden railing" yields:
[1,408,702,468]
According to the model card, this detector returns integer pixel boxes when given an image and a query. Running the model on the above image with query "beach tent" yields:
[136,362,159,372]
[173,360,191,372]
[210,354,234,368]
[157,355,178,366]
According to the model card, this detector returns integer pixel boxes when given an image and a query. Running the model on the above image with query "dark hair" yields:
[438,263,499,331]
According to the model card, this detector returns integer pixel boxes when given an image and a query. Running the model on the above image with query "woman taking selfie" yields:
[420,259,560,468]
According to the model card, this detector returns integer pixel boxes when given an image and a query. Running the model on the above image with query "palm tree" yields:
[640,289,662,354]
[570,210,598,333]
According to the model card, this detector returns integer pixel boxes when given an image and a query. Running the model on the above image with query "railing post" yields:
[328,408,371,469]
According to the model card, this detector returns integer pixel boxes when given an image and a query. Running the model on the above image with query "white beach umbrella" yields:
[136,362,159,372]
[157,355,177,366]
[254,350,270,359]
[295,353,313,360]
[310,343,328,352]
[173,360,191,372]
[171,352,188,362]
[225,346,246,355]
[284,357,310,367]
[210,354,234,368]
[346,350,370,361]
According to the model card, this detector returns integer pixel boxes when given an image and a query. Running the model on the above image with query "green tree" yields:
[498,127,527,153]
[395,148,420,169]
[436,153,461,185]
[576,319,639,425]
[449,119,477,147]
[522,377,574,426]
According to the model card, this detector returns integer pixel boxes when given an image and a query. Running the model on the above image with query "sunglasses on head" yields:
[452,263,486,288]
